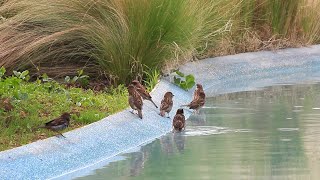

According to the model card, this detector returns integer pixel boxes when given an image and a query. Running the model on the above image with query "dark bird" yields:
[159,92,174,118]
[0,97,14,112]
[38,112,71,138]
[131,80,158,108]
[172,109,185,132]
[128,84,143,119]
[182,84,205,114]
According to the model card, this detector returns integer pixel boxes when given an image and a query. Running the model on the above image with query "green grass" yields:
[0,69,128,151]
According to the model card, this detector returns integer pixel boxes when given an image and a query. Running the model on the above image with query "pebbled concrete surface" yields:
[178,45,320,97]
[1,45,320,179]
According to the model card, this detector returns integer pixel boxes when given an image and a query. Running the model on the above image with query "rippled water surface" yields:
[77,83,320,180]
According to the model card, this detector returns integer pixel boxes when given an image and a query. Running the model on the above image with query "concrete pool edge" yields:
[0,80,194,180]
[1,45,320,179]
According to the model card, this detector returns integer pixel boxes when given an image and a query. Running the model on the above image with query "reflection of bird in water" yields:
[173,133,185,153]
[160,135,174,155]
[129,145,151,177]
[130,152,145,177]
[188,114,206,126]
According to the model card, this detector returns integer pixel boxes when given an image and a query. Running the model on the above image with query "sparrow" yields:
[37,112,71,138]
[182,84,205,114]
[159,92,174,118]
[0,97,14,112]
[193,84,204,100]
[172,109,185,132]
[131,80,158,108]
[128,84,143,119]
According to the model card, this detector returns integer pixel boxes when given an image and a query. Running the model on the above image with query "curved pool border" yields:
[1,45,320,179]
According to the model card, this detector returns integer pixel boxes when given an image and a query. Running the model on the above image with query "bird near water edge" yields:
[128,84,143,119]
[131,80,158,108]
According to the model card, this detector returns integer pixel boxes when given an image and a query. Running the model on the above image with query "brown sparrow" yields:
[193,84,204,99]
[172,109,185,132]
[127,84,143,119]
[38,112,71,138]
[159,92,174,118]
[182,84,205,113]
[131,80,158,108]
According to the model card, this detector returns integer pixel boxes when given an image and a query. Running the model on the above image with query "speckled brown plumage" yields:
[159,92,174,118]
[128,84,143,119]
[172,109,185,132]
[131,80,158,108]
[183,84,205,113]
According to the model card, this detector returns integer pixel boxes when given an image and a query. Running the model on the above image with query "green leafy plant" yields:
[65,69,89,87]
[173,70,195,91]
[41,73,53,82]
[13,70,30,81]
[143,66,160,92]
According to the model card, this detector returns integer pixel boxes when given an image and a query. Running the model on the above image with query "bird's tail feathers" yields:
[150,99,158,108]
[180,104,189,107]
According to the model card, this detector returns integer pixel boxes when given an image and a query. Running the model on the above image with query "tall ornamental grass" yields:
[208,0,320,56]
[0,0,227,84]
[0,0,320,84]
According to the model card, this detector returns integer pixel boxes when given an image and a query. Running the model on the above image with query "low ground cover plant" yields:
[0,67,128,151]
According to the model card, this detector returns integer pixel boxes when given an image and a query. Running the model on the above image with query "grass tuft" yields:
[0,0,229,84]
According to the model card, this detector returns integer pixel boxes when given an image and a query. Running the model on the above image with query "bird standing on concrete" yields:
[159,92,174,118]
[128,84,143,119]
[193,84,204,100]
[172,109,185,132]
[38,112,71,138]
[131,80,158,108]
[182,84,205,114]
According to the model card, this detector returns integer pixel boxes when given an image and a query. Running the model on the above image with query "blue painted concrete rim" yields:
[1,45,320,179]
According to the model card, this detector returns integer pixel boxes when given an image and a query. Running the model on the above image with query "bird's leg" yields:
[55,132,66,138]
[172,127,175,133]
[166,112,170,119]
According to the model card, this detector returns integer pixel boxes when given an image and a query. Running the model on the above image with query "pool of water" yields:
[77,83,320,180]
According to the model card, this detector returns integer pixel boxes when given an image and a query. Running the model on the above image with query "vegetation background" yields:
[0,0,319,84]
[0,0,320,150]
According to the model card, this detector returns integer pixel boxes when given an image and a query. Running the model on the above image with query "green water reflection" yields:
[78,83,320,180]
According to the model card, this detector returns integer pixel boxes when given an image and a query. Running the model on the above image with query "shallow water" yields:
[77,83,320,180]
